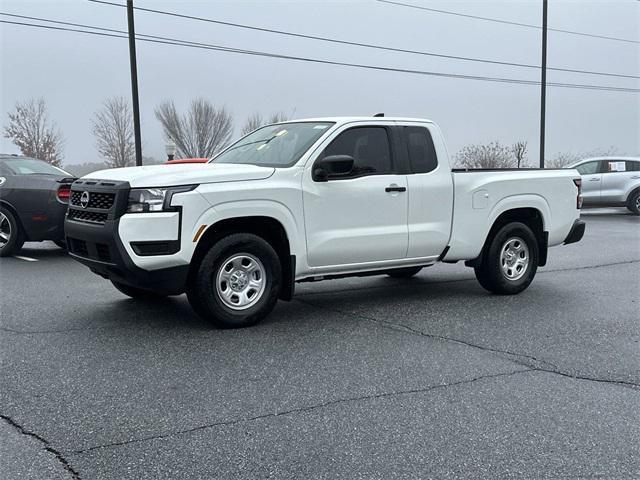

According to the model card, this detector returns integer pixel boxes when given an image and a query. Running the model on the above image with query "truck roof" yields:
[274,116,434,125]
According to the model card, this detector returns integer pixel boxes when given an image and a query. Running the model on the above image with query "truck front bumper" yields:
[563,219,586,245]
[65,217,188,295]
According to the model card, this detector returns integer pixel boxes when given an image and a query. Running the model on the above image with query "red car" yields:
[163,158,209,165]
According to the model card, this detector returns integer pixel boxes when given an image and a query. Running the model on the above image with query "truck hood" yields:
[83,163,275,188]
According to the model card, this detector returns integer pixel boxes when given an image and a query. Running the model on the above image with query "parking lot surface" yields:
[1,209,639,479]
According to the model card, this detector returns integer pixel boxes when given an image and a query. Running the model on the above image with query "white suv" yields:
[570,157,640,215]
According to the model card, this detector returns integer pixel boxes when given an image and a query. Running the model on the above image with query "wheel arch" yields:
[0,200,27,238]
[626,185,640,205]
[189,215,295,301]
[466,207,548,267]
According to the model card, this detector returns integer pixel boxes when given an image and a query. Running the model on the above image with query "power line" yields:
[1,18,638,94]
[83,0,640,80]
[377,0,640,45]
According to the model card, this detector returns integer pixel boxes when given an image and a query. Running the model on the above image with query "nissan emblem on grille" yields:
[80,191,90,209]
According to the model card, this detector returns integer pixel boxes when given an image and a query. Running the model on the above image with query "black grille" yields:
[70,191,115,210]
[68,238,88,257]
[67,237,112,263]
[95,243,111,262]
[68,208,108,224]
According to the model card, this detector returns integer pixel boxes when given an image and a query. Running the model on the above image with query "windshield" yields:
[211,122,334,167]
[0,157,70,176]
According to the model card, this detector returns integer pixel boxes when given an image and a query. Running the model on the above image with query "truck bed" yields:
[444,168,581,261]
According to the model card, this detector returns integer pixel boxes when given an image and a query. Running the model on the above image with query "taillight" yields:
[573,178,583,209]
[57,185,71,202]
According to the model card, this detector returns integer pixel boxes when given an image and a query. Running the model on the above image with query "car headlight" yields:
[126,185,197,213]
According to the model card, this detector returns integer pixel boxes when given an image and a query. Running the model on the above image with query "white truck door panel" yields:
[303,175,409,266]
[302,125,409,267]
[397,123,454,258]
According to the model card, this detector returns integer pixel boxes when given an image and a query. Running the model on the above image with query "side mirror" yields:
[312,155,354,182]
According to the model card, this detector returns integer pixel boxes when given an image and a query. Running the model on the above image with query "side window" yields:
[626,161,640,172]
[576,161,600,175]
[604,160,626,173]
[405,126,438,173]
[323,127,392,177]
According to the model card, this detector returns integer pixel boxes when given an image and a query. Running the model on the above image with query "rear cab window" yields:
[404,126,438,174]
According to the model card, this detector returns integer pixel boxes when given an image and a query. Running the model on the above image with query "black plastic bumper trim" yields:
[564,219,586,245]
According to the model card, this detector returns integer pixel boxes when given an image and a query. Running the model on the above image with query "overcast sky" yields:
[1,0,638,166]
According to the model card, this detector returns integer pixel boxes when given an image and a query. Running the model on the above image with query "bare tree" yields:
[512,141,528,168]
[241,112,264,136]
[155,99,233,158]
[267,111,289,124]
[241,111,290,136]
[455,141,515,169]
[3,98,64,166]
[546,151,581,169]
[92,96,135,168]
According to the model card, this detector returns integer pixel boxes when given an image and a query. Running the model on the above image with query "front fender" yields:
[193,199,304,258]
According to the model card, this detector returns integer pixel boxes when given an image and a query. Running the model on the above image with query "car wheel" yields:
[111,280,167,300]
[474,222,539,295]
[627,191,640,216]
[0,208,25,257]
[187,233,281,328]
[386,266,423,278]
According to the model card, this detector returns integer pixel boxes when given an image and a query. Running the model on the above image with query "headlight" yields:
[126,185,197,213]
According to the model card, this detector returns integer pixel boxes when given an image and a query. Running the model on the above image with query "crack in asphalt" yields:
[69,368,531,455]
[0,414,81,479]
[296,298,640,391]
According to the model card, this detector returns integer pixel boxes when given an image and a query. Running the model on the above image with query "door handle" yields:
[385,185,407,193]
[589,178,600,181]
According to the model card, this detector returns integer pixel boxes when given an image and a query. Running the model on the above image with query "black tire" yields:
[474,222,539,295]
[187,233,281,329]
[111,280,167,300]
[386,266,423,278]
[627,191,640,216]
[0,207,25,257]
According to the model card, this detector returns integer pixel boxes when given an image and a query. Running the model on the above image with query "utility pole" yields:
[127,0,143,166]
[539,0,548,169]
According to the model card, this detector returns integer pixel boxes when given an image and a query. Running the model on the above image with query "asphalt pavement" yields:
[1,208,639,479]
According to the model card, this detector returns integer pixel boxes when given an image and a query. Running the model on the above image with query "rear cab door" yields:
[394,121,454,259]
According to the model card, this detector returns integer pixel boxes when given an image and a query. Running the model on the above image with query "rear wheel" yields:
[474,222,539,295]
[0,208,25,257]
[627,191,640,215]
[111,280,167,300]
[386,266,423,279]
[187,233,281,328]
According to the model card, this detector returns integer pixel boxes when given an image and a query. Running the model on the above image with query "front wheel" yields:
[474,222,539,295]
[0,208,25,257]
[627,191,640,216]
[186,233,282,328]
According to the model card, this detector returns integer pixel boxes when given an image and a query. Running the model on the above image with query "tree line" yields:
[3,97,290,168]
[3,97,627,169]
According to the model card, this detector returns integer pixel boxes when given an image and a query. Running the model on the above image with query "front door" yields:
[302,126,408,268]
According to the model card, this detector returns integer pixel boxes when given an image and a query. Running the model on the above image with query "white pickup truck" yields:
[65,117,585,328]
